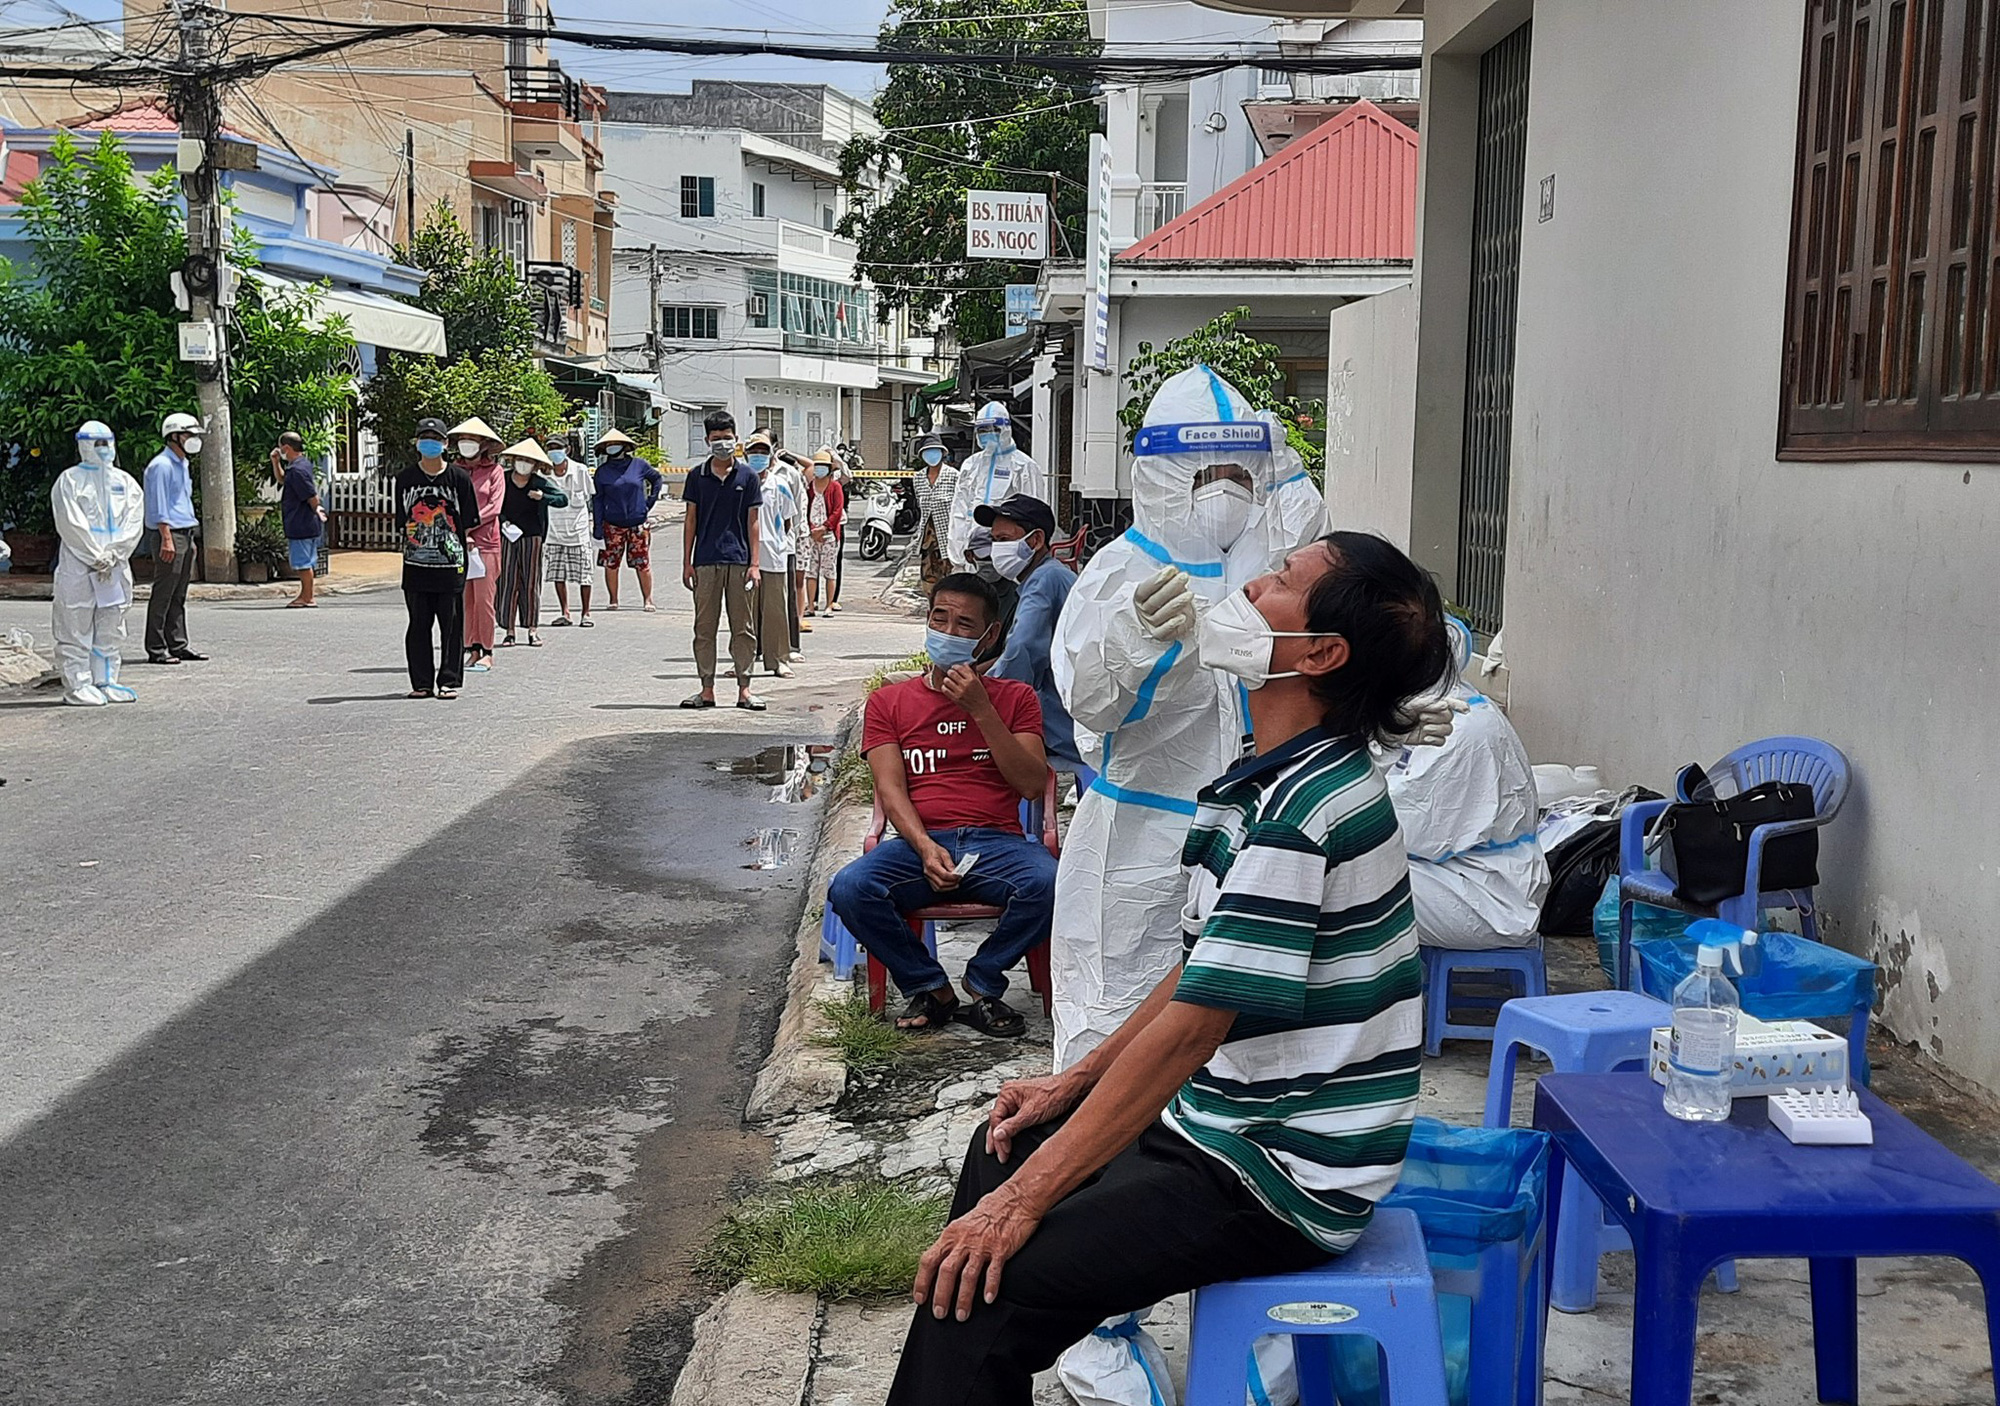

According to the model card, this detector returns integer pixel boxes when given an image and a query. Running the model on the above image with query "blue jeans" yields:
[828,827,1055,1001]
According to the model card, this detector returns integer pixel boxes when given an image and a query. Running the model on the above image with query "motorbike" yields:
[852,481,899,561]
[891,474,919,534]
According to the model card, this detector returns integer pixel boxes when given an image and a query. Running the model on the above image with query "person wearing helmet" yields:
[50,421,145,705]
[946,402,1045,570]
[142,411,206,665]
[451,417,505,671]
[590,427,662,612]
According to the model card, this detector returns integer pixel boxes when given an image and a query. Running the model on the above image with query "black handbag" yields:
[1654,770,1820,906]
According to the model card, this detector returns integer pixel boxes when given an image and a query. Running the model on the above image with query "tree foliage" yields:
[1120,307,1328,476]
[839,0,1098,345]
[360,202,575,473]
[0,131,354,531]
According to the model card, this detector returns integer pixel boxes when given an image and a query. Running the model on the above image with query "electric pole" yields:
[169,0,239,582]
[647,241,663,391]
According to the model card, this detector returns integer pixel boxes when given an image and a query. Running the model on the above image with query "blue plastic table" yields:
[1533,1072,2000,1406]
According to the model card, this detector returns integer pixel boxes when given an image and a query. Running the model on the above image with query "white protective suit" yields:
[946,402,1045,569]
[1259,411,1329,566]
[50,427,145,703]
[1050,366,1277,1068]
[1386,617,1550,948]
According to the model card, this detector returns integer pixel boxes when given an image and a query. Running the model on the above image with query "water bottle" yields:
[1664,944,1740,1122]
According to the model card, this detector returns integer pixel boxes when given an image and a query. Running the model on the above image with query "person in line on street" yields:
[802,448,844,620]
[395,417,479,700]
[1389,615,1549,949]
[827,446,850,612]
[889,431,959,592]
[591,427,661,612]
[51,420,144,706]
[826,573,1054,1039]
[142,412,205,664]
[947,403,1045,570]
[494,437,567,649]
[976,495,1083,776]
[746,430,796,678]
[885,533,1447,1406]
[783,449,816,638]
[275,431,326,609]
[679,409,764,710]
[451,417,505,673]
[542,432,595,627]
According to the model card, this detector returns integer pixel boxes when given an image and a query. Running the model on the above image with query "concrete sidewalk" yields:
[0,548,403,602]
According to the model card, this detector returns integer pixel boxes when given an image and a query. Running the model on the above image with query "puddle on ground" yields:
[716,743,838,804]
[744,827,803,870]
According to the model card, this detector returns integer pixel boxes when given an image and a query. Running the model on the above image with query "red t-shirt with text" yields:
[861,674,1043,834]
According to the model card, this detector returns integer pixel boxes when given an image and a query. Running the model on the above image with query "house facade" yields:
[601,84,939,469]
[1329,0,2000,1088]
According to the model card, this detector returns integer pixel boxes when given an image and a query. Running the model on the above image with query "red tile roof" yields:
[1121,98,1418,263]
[64,97,254,142]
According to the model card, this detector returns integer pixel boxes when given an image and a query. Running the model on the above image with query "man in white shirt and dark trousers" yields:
[542,432,596,627]
[746,431,796,677]
[143,412,207,665]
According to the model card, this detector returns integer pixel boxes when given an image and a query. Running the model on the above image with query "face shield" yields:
[973,402,1014,455]
[1128,366,1274,572]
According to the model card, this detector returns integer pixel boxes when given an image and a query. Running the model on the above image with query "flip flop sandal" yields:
[500,637,518,647]
[680,693,717,708]
[737,695,767,711]
[578,618,595,628]
[407,688,433,699]
[895,989,960,1033]
[526,636,543,647]
[435,687,459,700]
[551,616,574,627]
[956,996,1026,1038]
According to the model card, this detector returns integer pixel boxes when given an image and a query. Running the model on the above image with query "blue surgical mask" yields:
[813,464,830,479]
[921,447,944,466]
[977,432,1001,451]
[747,452,771,471]
[925,627,980,672]
[548,447,568,465]
[417,438,446,459]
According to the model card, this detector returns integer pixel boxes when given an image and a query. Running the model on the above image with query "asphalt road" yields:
[0,566,921,1405]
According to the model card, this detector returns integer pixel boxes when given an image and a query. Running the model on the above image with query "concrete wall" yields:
[1437,0,1998,1084]
[1324,282,1416,545]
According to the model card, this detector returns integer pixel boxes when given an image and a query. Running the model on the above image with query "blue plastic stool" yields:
[1480,991,1736,1311]
[1422,945,1549,1058]
[1185,1207,1451,1406]
[1429,1216,1547,1406]
[819,905,935,981]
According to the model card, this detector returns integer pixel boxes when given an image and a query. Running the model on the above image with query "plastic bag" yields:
[1327,1119,1550,1406]
[1057,1313,1178,1406]
[1591,875,1696,983]
[1633,928,1876,1022]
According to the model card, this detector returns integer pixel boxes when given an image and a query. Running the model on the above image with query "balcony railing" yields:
[1138,183,1187,235]
[525,259,583,309]
[506,63,581,121]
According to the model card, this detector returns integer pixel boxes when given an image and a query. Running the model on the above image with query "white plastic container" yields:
[1533,763,1606,808]
[1664,944,1740,1122]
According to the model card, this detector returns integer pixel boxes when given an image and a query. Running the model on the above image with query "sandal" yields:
[578,617,594,628]
[526,634,542,647]
[500,636,518,648]
[407,688,433,699]
[435,687,459,700]
[736,693,767,711]
[956,996,1026,1039]
[680,692,717,708]
[895,988,960,1033]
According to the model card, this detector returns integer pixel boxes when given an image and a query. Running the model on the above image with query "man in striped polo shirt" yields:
[889,532,1450,1406]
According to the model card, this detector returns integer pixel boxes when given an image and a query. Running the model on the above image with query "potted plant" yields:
[233,513,288,584]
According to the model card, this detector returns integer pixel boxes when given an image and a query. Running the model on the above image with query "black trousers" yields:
[886,1120,1330,1406]
[787,563,801,650]
[831,526,844,603]
[144,526,197,656]
[404,587,465,691]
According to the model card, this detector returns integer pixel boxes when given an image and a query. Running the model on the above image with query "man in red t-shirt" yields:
[828,573,1054,1038]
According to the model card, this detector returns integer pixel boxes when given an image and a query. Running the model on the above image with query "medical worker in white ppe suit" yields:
[51,420,145,706]
[947,401,1045,569]
[1256,408,1329,567]
[1388,615,1549,949]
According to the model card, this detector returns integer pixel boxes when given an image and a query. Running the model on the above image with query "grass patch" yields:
[811,993,912,1072]
[864,650,931,695]
[829,747,875,804]
[699,1180,950,1299]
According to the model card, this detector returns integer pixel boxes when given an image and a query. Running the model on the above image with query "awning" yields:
[252,271,447,356]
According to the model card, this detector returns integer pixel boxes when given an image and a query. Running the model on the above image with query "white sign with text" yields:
[965,191,1048,261]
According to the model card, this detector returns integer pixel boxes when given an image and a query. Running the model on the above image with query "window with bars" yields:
[561,219,577,266]
[680,175,716,218]
[660,305,720,339]
[1784,0,2000,457]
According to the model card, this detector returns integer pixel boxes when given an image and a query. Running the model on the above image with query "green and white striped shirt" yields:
[1162,724,1424,1253]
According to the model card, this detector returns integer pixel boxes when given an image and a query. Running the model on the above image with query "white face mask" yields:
[1196,587,1329,689]
[456,439,482,459]
[991,537,1038,582]
[1191,479,1256,552]
[82,441,116,468]
[183,435,203,456]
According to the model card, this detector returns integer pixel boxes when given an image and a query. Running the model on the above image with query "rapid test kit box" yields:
[1649,1014,1850,1096]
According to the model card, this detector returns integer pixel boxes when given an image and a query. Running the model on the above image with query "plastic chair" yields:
[1185,1208,1451,1406]
[1049,523,1090,568]
[1616,736,1850,991]
[1480,991,1736,1311]
[1421,944,1549,1058]
[855,771,1060,1017]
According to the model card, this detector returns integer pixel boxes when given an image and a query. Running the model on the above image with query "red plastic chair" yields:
[861,770,1060,1017]
[1048,524,1089,568]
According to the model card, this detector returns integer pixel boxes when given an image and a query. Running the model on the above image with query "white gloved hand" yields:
[1397,695,1472,749]
[1133,565,1198,642]
[93,554,116,575]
